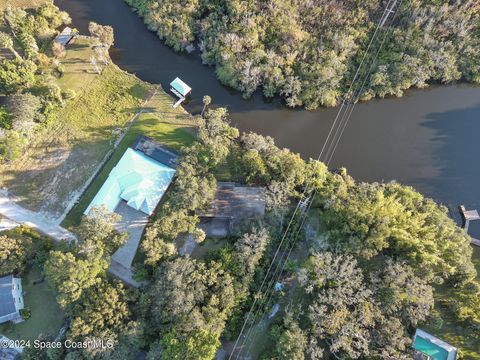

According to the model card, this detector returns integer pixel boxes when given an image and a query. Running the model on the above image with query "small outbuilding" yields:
[0,275,24,324]
[54,26,75,47]
[198,182,265,237]
[413,329,457,360]
[170,77,192,108]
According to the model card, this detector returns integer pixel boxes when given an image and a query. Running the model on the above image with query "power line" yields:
[228,1,404,358]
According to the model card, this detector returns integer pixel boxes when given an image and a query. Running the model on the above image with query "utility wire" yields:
[228,1,404,358]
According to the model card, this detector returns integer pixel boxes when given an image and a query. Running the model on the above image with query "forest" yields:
[125,0,480,109]
[12,106,477,359]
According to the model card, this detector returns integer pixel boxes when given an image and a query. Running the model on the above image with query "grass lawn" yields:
[0,267,64,342]
[424,246,480,359]
[0,36,151,219]
[62,90,197,228]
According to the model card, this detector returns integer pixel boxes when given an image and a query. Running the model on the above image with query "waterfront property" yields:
[198,182,265,237]
[413,329,457,360]
[85,136,178,286]
[0,275,24,325]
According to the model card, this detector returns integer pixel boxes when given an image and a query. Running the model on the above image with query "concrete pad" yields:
[108,259,141,288]
[0,218,19,232]
[111,201,148,268]
[199,218,230,238]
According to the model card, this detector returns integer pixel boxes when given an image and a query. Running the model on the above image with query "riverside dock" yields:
[459,205,480,246]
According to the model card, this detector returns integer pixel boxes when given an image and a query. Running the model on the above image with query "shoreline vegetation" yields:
[0,0,196,220]
[0,1,479,359]
[125,0,480,110]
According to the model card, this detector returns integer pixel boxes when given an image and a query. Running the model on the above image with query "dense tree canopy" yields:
[126,0,480,109]
[298,252,419,359]
[0,234,32,275]
[147,257,235,358]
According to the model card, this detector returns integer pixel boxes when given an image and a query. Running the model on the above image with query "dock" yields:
[459,205,480,246]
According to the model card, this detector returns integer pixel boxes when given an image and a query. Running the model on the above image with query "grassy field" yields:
[424,246,480,359]
[0,0,48,11]
[62,90,197,228]
[0,266,64,342]
[0,37,152,219]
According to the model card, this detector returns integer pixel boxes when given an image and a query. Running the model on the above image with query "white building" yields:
[0,275,24,324]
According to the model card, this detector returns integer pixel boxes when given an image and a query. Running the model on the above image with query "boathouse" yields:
[459,205,480,246]
[54,27,75,47]
[170,77,191,108]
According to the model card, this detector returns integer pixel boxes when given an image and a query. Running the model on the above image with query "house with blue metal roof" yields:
[0,274,24,324]
[85,144,176,216]
[85,137,178,287]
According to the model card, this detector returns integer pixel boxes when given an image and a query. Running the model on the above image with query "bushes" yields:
[20,308,31,320]
[0,234,32,276]
[0,59,36,94]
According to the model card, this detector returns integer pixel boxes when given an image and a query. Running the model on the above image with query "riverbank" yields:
[0,6,197,223]
[55,0,480,240]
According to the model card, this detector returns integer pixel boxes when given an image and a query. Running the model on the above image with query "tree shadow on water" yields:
[420,103,480,236]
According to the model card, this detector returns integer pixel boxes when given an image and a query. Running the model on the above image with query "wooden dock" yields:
[459,205,480,247]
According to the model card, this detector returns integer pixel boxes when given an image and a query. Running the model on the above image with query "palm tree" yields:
[201,95,212,117]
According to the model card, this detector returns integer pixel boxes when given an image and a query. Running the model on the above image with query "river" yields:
[56,0,480,238]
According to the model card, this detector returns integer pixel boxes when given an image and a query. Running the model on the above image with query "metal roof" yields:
[170,77,192,97]
[85,148,176,216]
[55,27,74,47]
[0,275,16,323]
[198,182,265,219]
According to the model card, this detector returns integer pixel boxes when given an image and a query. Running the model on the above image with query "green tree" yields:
[372,259,434,327]
[0,234,32,275]
[0,130,27,162]
[68,281,131,341]
[155,328,220,360]
[201,95,211,117]
[5,93,42,135]
[88,22,115,47]
[300,252,377,359]
[272,319,307,360]
[0,59,36,94]
[77,206,127,256]
[44,245,108,308]
[149,257,235,337]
